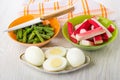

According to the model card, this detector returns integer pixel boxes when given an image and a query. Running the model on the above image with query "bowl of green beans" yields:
[8,14,60,47]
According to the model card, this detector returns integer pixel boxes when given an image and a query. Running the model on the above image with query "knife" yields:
[4,6,74,32]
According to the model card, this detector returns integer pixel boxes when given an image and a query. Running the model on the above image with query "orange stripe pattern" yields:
[103,6,107,18]
[100,4,107,17]
[81,0,90,15]
[38,3,44,16]
[81,0,87,15]
[84,0,90,15]
[68,0,73,19]
[21,0,113,21]
[24,5,29,15]
[44,0,49,2]
[54,1,59,10]
[28,0,34,5]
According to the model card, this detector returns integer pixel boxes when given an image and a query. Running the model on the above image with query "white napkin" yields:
[18,0,116,23]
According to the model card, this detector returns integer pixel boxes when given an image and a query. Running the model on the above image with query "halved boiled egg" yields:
[66,48,85,67]
[44,46,66,58]
[43,56,67,72]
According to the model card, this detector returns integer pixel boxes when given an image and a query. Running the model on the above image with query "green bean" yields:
[34,30,44,42]
[30,25,34,30]
[39,30,46,34]
[34,27,43,31]
[46,32,54,37]
[34,37,40,42]
[43,28,54,33]
[40,34,50,39]
[23,29,26,33]
[33,40,38,44]
[24,27,29,30]
[16,32,19,40]
[31,24,35,28]
[26,28,33,34]
[28,31,35,40]
[17,29,23,39]
[27,39,34,43]
[22,31,27,43]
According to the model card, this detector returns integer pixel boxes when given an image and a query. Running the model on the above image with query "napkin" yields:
[19,0,115,23]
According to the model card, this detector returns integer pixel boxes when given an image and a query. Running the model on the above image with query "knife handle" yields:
[40,5,74,20]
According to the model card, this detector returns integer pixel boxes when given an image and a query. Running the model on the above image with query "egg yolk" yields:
[50,48,62,55]
[50,58,62,68]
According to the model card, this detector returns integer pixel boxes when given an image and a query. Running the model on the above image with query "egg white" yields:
[66,48,85,67]
[44,46,66,58]
[43,56,67,72]
[24,46,45,66]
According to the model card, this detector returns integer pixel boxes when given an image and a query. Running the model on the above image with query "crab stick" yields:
[67,22,78,43]
[91,25,103,44]
[73,19,91,35]
[76,27,106,41]
[107,24,115,33]
[88,18,112,38]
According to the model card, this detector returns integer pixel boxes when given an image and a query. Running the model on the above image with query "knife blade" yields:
[4,5,74,32]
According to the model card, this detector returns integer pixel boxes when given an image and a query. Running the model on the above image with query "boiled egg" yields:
[43,56,67,72]
[24,46,45,66]
[44,46,66,58]
[66,48,85,67]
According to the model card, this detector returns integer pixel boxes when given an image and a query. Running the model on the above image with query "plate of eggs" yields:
[20,46,91,74]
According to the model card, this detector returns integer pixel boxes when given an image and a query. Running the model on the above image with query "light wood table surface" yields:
[0,0,120,80]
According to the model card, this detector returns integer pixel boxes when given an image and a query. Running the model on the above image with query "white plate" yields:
[20,47,91,74]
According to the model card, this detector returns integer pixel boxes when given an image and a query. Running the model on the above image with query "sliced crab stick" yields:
[73,19,91,35]
[79,29,94,46]
[107,24,115,33]
[68,22,74,35]
[102,33,109,42]
[88,18,112,38]
[91,25,103,44]
[102,24,115,42]
[76,27,106,41]
[67,22,78,43]
[79,40,94,46]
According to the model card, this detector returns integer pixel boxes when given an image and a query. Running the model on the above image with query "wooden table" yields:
[0,0,120,80]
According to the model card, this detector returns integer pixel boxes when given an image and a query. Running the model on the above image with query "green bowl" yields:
[62,15,118,50]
